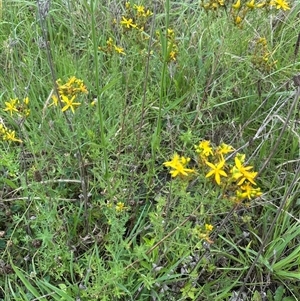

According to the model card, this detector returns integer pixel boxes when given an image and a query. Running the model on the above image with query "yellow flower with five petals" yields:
[231,156,257,185]
[4,98,19,116]
[205,160,227,185]
[61,95,81,114]
[163,154,194,178]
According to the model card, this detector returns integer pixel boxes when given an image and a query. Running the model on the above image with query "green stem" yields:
[90,0,111,195]
[151,0,170,161]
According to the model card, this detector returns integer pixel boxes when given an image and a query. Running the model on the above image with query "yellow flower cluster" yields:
[122,3,153,30]
[50,76,88,113]
[99,3,153,57]
[156,28,178,62]
[0,121,22,143]
[3,97,30,118]
[201,0,225,11]
[106,200,128,214]
[1,96,30,142]
[163,153,194,178]
[196,140,262,202]
[163,140,262,203]
[98,37,126,55]
[251,37,277,73]
[193,223,214,243]
[201,0,291,26]
[115,202,128,213]
[100,3,178,64]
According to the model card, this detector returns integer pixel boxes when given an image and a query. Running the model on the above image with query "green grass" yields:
[0,0,299,300]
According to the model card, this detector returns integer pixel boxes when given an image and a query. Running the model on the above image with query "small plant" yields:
[251,37,278,73]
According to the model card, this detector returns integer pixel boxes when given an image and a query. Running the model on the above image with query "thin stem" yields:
[136,1,157,147]
[90,0,111,195]
[150,0,170,174]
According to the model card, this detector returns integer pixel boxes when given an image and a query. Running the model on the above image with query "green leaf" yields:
[274,285,285,301]
[2,178,18,189]
[11,265,41,298]
[37,281,74,301]
[252,291,262,301]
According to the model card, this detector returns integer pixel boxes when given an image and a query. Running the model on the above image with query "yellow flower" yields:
[246,0,256,8]
[167,28,175,37]
[106,37,114,50]
[67,76,76,85]
[61,95,81,113]
[3,130,22,142]
[134,4,145,15]
[163,153,194,178]
[232,156,257,185]
[237,182,262,200]
[202,3,211,9]
[120,17,137,29]
[78,84,88,94]
[232,0,241,9]
[169,50,177,61]
[114,45,126,55]
[23,108,30,117]
[212,2,219,9]
[217,143,234,156]
[235,16,242,25]
[23,97,29,105]
[4,98,19,116]
[205,160,227,185]
[91,99,97,106]
[57,77,88,97]
[195,140,214,157]
[72,77,88,94]
[270,0,290,10]
[49,95,59,107]
[258,37,267,45]
[116,202,127,212]
[144,9,153,17]
[196,224,214,243]
[107,37,113,44]
[205,224,213,232]
[0,124,6,135]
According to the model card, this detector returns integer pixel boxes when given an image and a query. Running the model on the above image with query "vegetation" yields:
[0,0,299,300]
